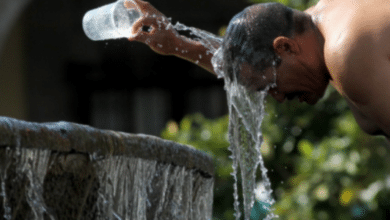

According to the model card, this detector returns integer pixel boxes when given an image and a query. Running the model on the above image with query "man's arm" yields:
[170,31,220,74]
[127,0,221,76]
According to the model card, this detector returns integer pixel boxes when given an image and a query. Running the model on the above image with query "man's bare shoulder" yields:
[326,35,387,103]
[324,4,390,102]
[317,0,390,136]
[323,1,390,54]
[325,5,390,136]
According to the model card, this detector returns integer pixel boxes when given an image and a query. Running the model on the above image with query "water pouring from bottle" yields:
[82,1,277,219]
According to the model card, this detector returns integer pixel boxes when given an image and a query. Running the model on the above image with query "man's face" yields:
[239,59,329,105]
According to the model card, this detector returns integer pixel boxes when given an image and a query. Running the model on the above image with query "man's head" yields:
[220,3,330,104]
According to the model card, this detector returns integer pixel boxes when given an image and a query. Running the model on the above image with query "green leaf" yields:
[298,139,314,158]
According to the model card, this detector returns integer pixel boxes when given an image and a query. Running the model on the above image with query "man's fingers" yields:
[128,22,156,42]
[124,1,136,9]
[130,0,151,14]
[131,18,144,35]
[129,0,166,17]
[138,16,159,27]
[128,31,146,42]
[131,16,157,35]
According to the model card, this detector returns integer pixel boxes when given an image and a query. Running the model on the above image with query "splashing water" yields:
[0,144,213,220]
[213,46,276,219]
[93,156,213,220]
[0,117,214,219]
[121,7,277,219]
[0,146,56,219]
[81,1,277,217]
[170,20,277,219]
[171,22,222,55]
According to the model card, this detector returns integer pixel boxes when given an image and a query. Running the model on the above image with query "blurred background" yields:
[0,0,249,134]
[2,0,390,220]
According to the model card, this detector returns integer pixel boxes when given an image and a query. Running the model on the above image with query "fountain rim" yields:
[0,117,214,178]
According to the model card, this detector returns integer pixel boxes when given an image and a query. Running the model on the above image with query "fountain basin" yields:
[0,117,214,220]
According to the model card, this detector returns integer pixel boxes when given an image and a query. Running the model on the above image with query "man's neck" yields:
[304,0,334,49]
[300,2,331,82]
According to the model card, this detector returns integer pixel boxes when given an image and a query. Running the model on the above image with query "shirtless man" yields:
[127,0,390,138]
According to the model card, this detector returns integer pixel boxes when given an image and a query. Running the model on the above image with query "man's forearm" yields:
[171,26,222,76]
[127,1,222,76]
[171,37,218,75]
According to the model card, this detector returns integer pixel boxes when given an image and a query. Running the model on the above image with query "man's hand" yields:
[126,0,220,75]
[126,0,180,56]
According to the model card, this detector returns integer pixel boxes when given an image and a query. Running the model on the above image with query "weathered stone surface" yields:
[0,117,214,177]
[0,117,214,219]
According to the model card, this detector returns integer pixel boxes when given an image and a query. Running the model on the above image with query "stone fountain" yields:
[0,117,214,220]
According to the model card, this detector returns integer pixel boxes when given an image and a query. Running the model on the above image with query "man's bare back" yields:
[309,0,390,137]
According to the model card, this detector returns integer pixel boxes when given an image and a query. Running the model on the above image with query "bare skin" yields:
[308,0,390,137]
[126,0,217,73]
[127,0,390,138]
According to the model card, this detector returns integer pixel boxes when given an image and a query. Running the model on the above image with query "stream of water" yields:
[171,12,278,220]
[166,19,277,220]
[0,144,213,219]
[81,1,277,218]
[93,156,213,220]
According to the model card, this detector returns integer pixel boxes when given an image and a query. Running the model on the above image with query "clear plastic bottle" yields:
[82,0,142,41]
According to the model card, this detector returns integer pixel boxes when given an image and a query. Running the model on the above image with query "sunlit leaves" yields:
[340,188,355,206]
[335,112,360,137]
[314,184,329,201]
[298,139,314,158]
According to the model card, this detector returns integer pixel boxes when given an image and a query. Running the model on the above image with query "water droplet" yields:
[199,55,202,59]
[158,44,163,48]
[195,60,199,64]
[175,48,179,51]
[166,23,172,30]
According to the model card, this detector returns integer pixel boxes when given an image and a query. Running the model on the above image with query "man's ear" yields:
[273,36,300,56]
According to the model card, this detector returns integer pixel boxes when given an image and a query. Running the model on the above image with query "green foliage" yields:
[263,87,390,220]
[162,87,390,220]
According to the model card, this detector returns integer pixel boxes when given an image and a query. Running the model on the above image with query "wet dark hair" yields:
[219,3,308,80]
